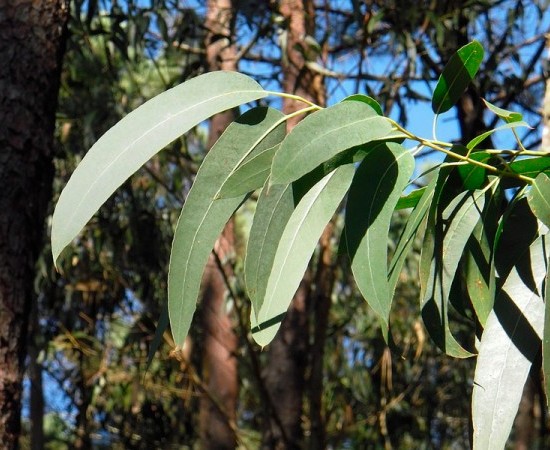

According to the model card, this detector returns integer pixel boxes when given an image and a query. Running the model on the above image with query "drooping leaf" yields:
[145,301,169,373]
[395,187,426,210]
[509,156,550,178]
[245,181,294,315]
[270,101,395,185]
[168,107,285,347]
[389,177,437,298]
[343,94,383,115]
[464,185,501,326]
[544,258,550,406]
[466,121,531,150]
[52,71,268,264]
[473,234,549,449]
[527,173,550,229]
[421,185,485,357]
[217,143,280,198]
[432,41,484,115]
[458,152,491,190]
[482,98,523,123]
[345,143,415,339]
[251,164,355,347]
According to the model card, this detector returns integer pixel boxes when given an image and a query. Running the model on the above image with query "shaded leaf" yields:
[345,142,415,339]
[432,41,484,114]
[52,71,267,264]
[270,101,394,185]
[343,94,383,115]
[252,164,355,346]
[458,152,491,190]
[544,258,550,406]
[527,173,550,229]
[421,184,485,357]
[168,107,285,347]
[395,187,426,210]
[473,234,549,449]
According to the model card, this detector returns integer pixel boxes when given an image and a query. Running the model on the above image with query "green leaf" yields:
[217,143,280,198]
[342,94,383,115]
[270,101,395,185]
[345,142,415,339]
[458,151,491,190]
[251,164,355,346]
[527,173,550,229]
[464,185,501,326]
[432,41,484,115]
[52,71,268,265]
[472,235,549,449]
[395,187,426,210]
[421,186,485,357]
[168,107,285,347]
[466,121,530,150]
[245,182,294,315]
[145,302,169,373]
[509,156,550,177]
[389,177,437,298]
[482,99,523,123]
[544,259,550,407]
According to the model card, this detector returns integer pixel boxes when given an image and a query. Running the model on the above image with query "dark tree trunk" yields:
[0,0,68,447]
[28,300,44,450]
[261,1,326,448]
[199,1,239,448]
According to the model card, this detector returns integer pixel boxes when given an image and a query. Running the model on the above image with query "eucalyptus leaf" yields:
[458,152,491,190]
[466,121,530,150]
[527,173,550,229]
[271,101,394,185]
[544,259,550,406]
[395,187,426,210]
[432,41,484,115]
[345,142,415,339]
[168,107,285,347]
[482,98,523,123]
[245,181,294,315]
[342,94,383,115]
[252,164,355,347]
[52,71,267,264]
[473,234,549,449]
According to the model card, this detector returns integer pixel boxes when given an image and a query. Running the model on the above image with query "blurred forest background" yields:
[2,0,550,448]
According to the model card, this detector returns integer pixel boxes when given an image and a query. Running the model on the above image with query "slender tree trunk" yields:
[262,1,326,448]
[0,0,68,447]
[199,1,238,448]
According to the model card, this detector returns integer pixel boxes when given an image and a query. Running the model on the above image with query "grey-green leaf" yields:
[217,144,280,198]
[432,41,484,115]
[473,234,549,449]
[52,71,267,265]
[422,189,485,358]
[270,101,394,185]
[168,107,285,347]
[527,173,550,229]
[345,142,415,339]
[245,181,294,315]
[251,164,355,346]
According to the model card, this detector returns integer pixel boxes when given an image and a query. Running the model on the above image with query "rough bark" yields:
[261,1,326,448]
[199,1,239,448]
[0,0,68,447]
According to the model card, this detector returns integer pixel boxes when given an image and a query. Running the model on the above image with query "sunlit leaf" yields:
[245,182,294,316]
[482,98,523,123]
[52,71,268,264]
[345,142,415,339]
[544,260,550,406]
[343,93,383,115]
[252,164,355,347]
[473,234,549,449]
[527,173,550,229]
[432,41,484,114]
[466,121,531,150]
[270,101,394,185]
[217,143,280,198]
[168,107,285,347]
[395,187,426,210]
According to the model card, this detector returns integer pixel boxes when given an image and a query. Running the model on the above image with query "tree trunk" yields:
[199,1,239,448]
[0,0,68,447]
[262,1,326,448]
[28,299,44,450]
